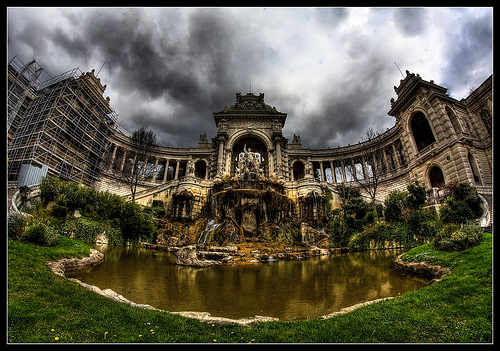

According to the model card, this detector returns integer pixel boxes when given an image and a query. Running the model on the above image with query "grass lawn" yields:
[8,234,492,343]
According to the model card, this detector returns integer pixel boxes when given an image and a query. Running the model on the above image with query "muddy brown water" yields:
[66,245,429,320]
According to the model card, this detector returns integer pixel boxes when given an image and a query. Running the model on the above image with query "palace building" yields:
[8,57,493,227]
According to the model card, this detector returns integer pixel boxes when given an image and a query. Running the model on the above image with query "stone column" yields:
[217,136,226,175]
[329,161,334,183]
[132,154,137,175]
[108,144,117,171]
[319,161,325,182]
[268,149,275,175]
[391,143,401,169]
[152,158,159,181]
[361,155,369,179]
[276,140,282,167]
[352,159,358,180]
[142,157,148,179]
[381,148,388,173]
[225,148,233,176]
[174,160,180,180]
[120,149,127,171]
[340,159,347,182]
[163,159,170,182]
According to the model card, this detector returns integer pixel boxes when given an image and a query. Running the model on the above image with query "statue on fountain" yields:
[235,144,264,180]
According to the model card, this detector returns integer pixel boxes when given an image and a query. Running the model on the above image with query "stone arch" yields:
[410,111,436,152]
[428,165,445,189]
[445,106,462,135]
[227,131,271,177]
[226,129,273,151]
[292,160,305,181]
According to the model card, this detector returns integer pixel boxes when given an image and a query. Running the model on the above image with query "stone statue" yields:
[187,159,194,175]
[199,133,208,143]
[246,144,262,172]
[235,144,263,180]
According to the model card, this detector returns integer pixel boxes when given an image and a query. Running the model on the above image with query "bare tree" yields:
[343,127,386,218]
[118,127,159,202]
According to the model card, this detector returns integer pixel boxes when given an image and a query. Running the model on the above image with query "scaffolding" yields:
[7,57,47,145]
[8,59,119,187]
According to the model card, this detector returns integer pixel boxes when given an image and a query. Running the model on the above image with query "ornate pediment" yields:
[388,70,450,119]
[221,93,279,113]
[214,92,287,129]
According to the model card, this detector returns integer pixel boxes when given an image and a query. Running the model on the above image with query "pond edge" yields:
[45,248,441,326]
[392,253,450,284]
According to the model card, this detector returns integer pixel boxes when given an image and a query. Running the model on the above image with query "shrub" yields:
[434,223,483,252]
[118,202,157,243]
[74,218,103,244]
[40,176,62,205]
[406,181,427,210]
[8,209,28,240]
[384,189,407,223]
[24,222,60,247]
[440,183,483,224]
[104,226,124,246]
[408,206,439,237]
[51,204,69,218]
[81,204,97,217]
[363,210,376,224]
[37,176,158,245]
[348,221,416,250]
[152,200,164,208]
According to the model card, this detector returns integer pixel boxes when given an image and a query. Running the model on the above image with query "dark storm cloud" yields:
[441,10,493,93]
[60,8,245,146]
[392,8,429,37]
[7,7,492,149]
[295,59,394,149]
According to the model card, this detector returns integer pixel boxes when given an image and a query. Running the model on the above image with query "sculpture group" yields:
[235,144,265,181]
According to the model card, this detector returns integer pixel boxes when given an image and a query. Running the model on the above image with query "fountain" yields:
[201,144,298,245]
[150,93,336,265]
[156,143,339,267]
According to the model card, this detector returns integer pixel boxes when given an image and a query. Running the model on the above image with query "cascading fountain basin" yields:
[206,181,298,245]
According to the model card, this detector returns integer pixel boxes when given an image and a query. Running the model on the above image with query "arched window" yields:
[411,112,436,152]
[429,166,445,189]
[445,106,462,135]
[467,153,481,184]
[292,161,305,181]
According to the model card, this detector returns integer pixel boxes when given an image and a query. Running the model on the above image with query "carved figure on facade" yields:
[187,159,195,175]
[218,119,229,132]
[272,119,282,132]
[199,133,208,143]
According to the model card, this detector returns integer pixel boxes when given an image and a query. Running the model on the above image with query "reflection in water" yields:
[66,245,429,320]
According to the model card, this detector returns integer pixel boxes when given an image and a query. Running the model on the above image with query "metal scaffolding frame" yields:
[8,60,119,187]
[7,57,47,146]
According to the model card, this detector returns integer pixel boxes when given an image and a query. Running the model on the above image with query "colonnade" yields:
[106,144,208,183]
[294,138,406,184]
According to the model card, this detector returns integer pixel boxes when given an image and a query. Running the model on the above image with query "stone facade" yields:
[7,58,492,225]
[97,72,492,225]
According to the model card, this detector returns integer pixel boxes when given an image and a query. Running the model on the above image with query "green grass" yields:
[8,234,492,343]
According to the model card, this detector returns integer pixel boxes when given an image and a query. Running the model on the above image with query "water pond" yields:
[66,245,429,320]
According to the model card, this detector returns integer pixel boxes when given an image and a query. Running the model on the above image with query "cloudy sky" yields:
[8,7,493,149]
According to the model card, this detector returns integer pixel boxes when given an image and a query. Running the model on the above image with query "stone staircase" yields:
[476,186,493,232]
